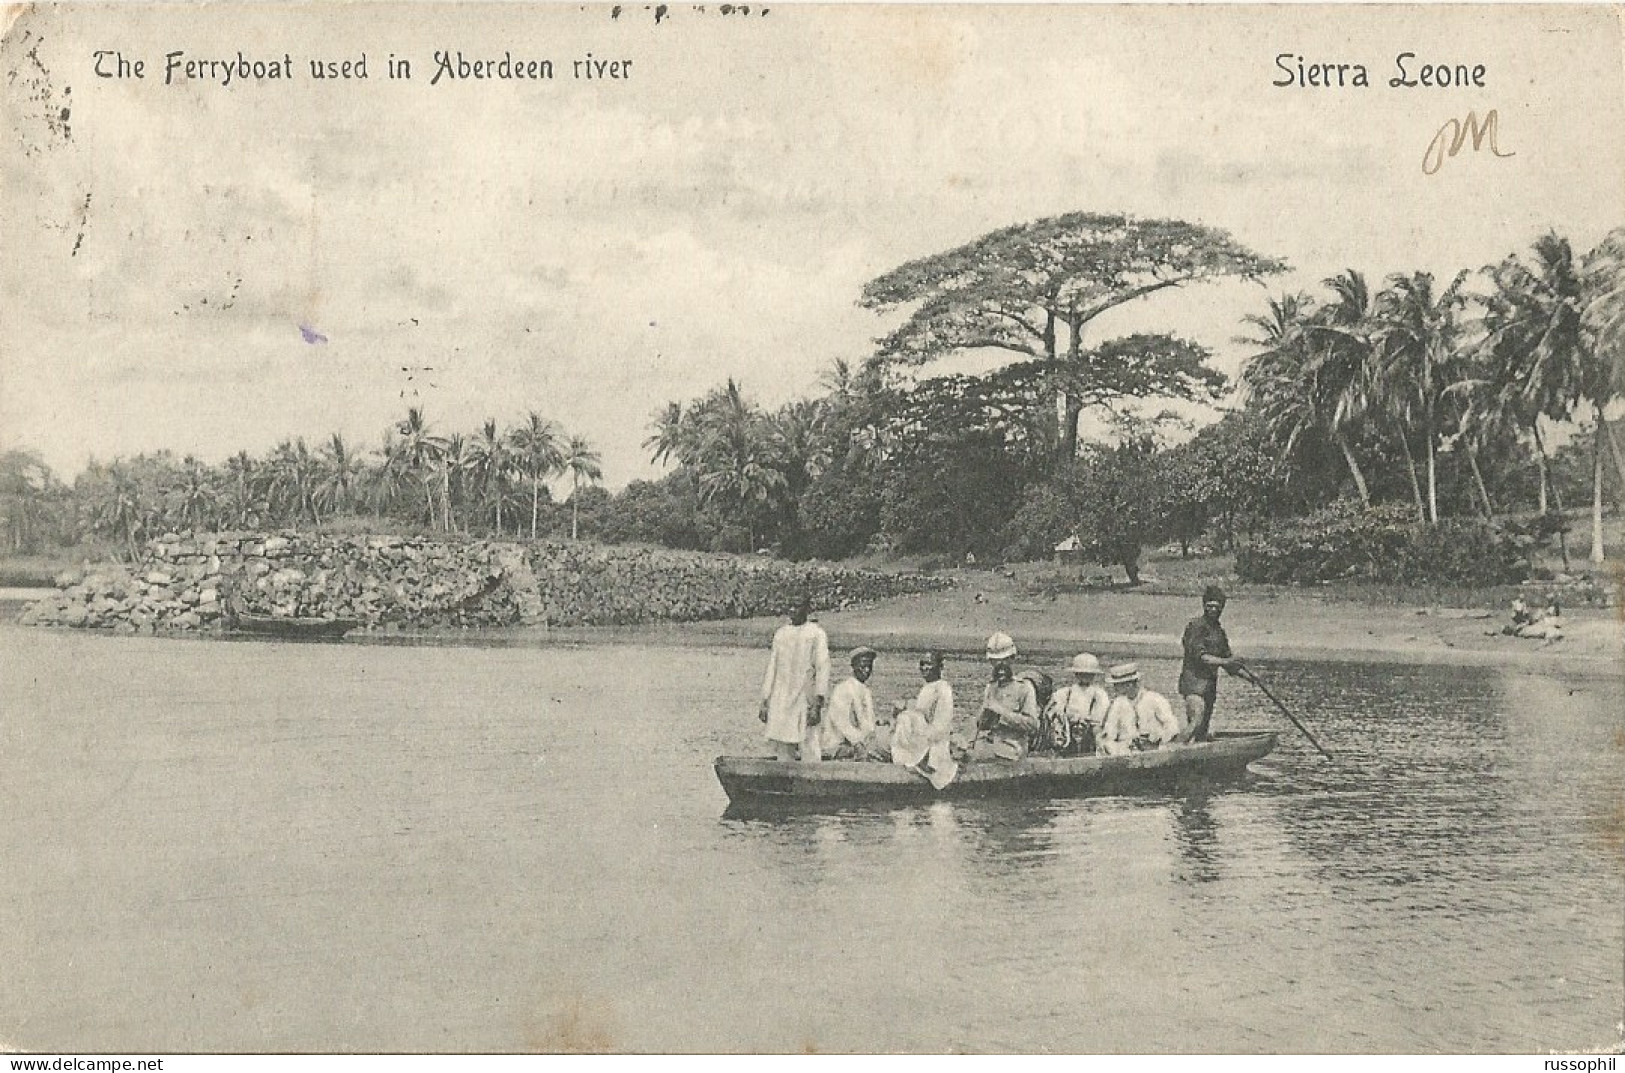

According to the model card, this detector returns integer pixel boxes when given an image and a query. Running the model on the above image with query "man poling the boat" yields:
[972,632,1040,762]
[759,594,831,762]
[1178,586,1246,743]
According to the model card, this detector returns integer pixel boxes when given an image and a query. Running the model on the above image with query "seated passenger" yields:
[971,632,1040,762]
[1515,602,1564,643]
[891,650,959,788]
[823,646,881,760]
[1099,662,1181,756]
[1043,652,1111,755]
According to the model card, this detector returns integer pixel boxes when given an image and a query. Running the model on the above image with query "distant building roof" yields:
[1054,535,1081,552]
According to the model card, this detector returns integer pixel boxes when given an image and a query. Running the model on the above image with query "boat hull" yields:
[715,731,1277,806]
[228,614,359,641]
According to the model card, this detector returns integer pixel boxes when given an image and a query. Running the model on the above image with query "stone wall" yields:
[18,531,950,632]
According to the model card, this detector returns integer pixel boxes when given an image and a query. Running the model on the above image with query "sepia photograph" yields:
[1,1,1622,1055]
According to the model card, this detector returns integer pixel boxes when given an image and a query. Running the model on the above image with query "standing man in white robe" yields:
[759,595,831,761]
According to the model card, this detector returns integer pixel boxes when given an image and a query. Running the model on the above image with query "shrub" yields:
[1235,503,1530,586]
[798,464,883,561]
[999,438,1170,584]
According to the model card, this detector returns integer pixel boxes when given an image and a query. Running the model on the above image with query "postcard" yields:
[2,2,1621,1056]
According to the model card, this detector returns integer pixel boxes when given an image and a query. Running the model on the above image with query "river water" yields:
[0,627,1620,1053]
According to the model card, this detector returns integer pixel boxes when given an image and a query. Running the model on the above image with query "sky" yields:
[3,3,1622,490]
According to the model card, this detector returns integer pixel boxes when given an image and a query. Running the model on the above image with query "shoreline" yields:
[8,582,1620,676]
[541,590,1625,677]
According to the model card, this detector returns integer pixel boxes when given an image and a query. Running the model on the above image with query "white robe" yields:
[893,678,958,788]
[1046,683,1111,735]
[822,676,877,756]
[1100,689,1180,755]
[761,621,831,747]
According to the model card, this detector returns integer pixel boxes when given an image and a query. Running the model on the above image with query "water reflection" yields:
[4,628,1620,1053]
[1170,790,1221,885]
[719,772,1272,910]
[1253,663,1521,887]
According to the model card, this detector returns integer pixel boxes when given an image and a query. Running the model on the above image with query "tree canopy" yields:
[859,212,1283,459]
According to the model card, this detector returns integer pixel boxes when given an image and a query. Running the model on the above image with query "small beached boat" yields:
[227,613,359,641]
[715,731,1277,806]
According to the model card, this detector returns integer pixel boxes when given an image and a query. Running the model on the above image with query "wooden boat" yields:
[227,612,359,640]
[715,730,1277,806]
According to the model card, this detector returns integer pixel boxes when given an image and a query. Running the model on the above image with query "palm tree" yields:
[682,381,786,551]
[817,357,857,401]
[1481,233,1589,517]
[170,455,217,532]
[1374,270,1470,524]
[315,433,365,519]
[1239,294,1330,484]
[393,406,446,530]
[1583,226,1625,363]
[697,451,785,552]
[370,432,416,520]
[84,460,146,558]
[440,433,470,533]
[768,398,831,555]
[266,438,323,526]
[1309,270,1381,506]
[1580,226,1625,560]
[644,402,689,469]
[560,434,602,540]
[509,411,563,539]
[1442,357,1516,521]
[222,450,260,528]
[469,418,513,535]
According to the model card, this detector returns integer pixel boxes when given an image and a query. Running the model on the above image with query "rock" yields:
[62,604,88,627]
[20,530,950,635]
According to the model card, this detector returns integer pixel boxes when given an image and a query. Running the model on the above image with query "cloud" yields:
[3,3,1621,486]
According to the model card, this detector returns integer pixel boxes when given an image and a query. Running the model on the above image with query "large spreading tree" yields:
[860,212,1284,462]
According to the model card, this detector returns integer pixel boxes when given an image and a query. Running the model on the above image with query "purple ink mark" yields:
[300,324,328,345]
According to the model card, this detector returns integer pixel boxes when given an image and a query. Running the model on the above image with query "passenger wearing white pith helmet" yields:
[972,632,1041,762]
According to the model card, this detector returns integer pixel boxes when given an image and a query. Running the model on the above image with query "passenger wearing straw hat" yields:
[972,632,1041,762]
[822,646,882,761]
[1042,652,1112,755]
[1099,662,1180,756]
